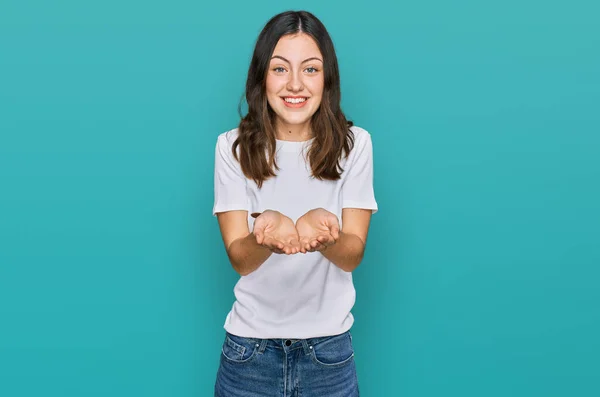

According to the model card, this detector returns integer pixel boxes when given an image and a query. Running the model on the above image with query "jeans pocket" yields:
[221,333,259,364]
[310,332,355,368]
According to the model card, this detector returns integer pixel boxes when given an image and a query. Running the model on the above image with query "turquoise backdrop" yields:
[1,0,599,396]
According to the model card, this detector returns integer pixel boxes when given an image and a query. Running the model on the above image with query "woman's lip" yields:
[281,97,309,108]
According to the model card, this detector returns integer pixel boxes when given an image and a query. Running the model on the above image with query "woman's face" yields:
[266,33,324,132]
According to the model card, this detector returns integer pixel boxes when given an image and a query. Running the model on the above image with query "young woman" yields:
[213,10,377,397]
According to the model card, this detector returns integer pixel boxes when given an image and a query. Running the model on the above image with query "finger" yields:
[325,215,340,240]
[302,239,313,253]
[263,236,284,251]
[253,221,266,244]
[318,234,335,246]
[254,231,264,245]
[269,244,285,254]
[316,237,331,250]
[298,238,309,254]
[306,243,324,252]
[289,239,301,254]
[330,226,340,241]
[280,243,292,254]
[317,234,332,244]
[311,238,324,249]
[284,244,297,255]
[290,241,301,255]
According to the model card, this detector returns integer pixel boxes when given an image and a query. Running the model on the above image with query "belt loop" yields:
[258,338,268,354]
[301,339,312,355]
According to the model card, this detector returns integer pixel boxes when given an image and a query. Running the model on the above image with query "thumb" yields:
[330,225,340,241]
[254,230,264,245]
[326,214,340,240]
[253,223,265,245]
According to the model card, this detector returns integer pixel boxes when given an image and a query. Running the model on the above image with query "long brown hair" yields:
[233,10,354,188]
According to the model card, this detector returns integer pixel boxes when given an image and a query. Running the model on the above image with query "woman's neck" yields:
[275,121,313,142]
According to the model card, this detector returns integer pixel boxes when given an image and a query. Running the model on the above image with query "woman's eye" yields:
[305,67,318,73]
[273,67,286,73]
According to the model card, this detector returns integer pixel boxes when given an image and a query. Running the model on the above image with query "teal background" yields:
[1,0,599,395]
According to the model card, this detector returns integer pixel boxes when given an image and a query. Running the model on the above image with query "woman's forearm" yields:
[320,231,366,272]
[227,233,273,276]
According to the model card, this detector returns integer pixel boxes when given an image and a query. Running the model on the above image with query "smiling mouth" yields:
[282,97,308,104]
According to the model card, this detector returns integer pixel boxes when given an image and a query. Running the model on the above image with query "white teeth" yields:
[284,97,306,104]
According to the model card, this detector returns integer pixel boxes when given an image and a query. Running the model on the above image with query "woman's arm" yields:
[217,211,272,276]
[296,207,373,272]
[320,208,372,272]
[217,210,301,276]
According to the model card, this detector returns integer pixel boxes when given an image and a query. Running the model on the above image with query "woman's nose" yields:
[286,71,304,92]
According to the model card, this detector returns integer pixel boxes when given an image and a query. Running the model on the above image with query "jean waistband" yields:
[226,330,350,354]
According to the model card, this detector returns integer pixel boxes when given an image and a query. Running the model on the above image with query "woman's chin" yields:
[276,114,313,127]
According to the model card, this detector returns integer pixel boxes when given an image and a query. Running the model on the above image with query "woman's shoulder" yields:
[216,127,240,146]
[349,125,373,147]
[214,128,242,162]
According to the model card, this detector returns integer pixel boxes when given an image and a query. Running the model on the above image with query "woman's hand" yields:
[252,210,301,255]
[295,208,340,254]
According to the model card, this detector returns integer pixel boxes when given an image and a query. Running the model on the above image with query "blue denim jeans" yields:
[214,330,359,396]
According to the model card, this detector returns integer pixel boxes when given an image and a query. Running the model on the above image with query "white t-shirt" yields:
[212,125,378,339]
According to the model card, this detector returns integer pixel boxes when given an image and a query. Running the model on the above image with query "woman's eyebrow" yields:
[271,55,323,64]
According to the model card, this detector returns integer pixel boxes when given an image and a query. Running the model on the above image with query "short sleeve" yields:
[212,133,250,216]
[341,131,378,214]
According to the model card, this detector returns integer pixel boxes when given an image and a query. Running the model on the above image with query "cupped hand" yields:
[295,208,340,254]
[252,210,301,255]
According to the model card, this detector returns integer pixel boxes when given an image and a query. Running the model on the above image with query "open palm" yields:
[252,210,301,255]
[295,208,340,253]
